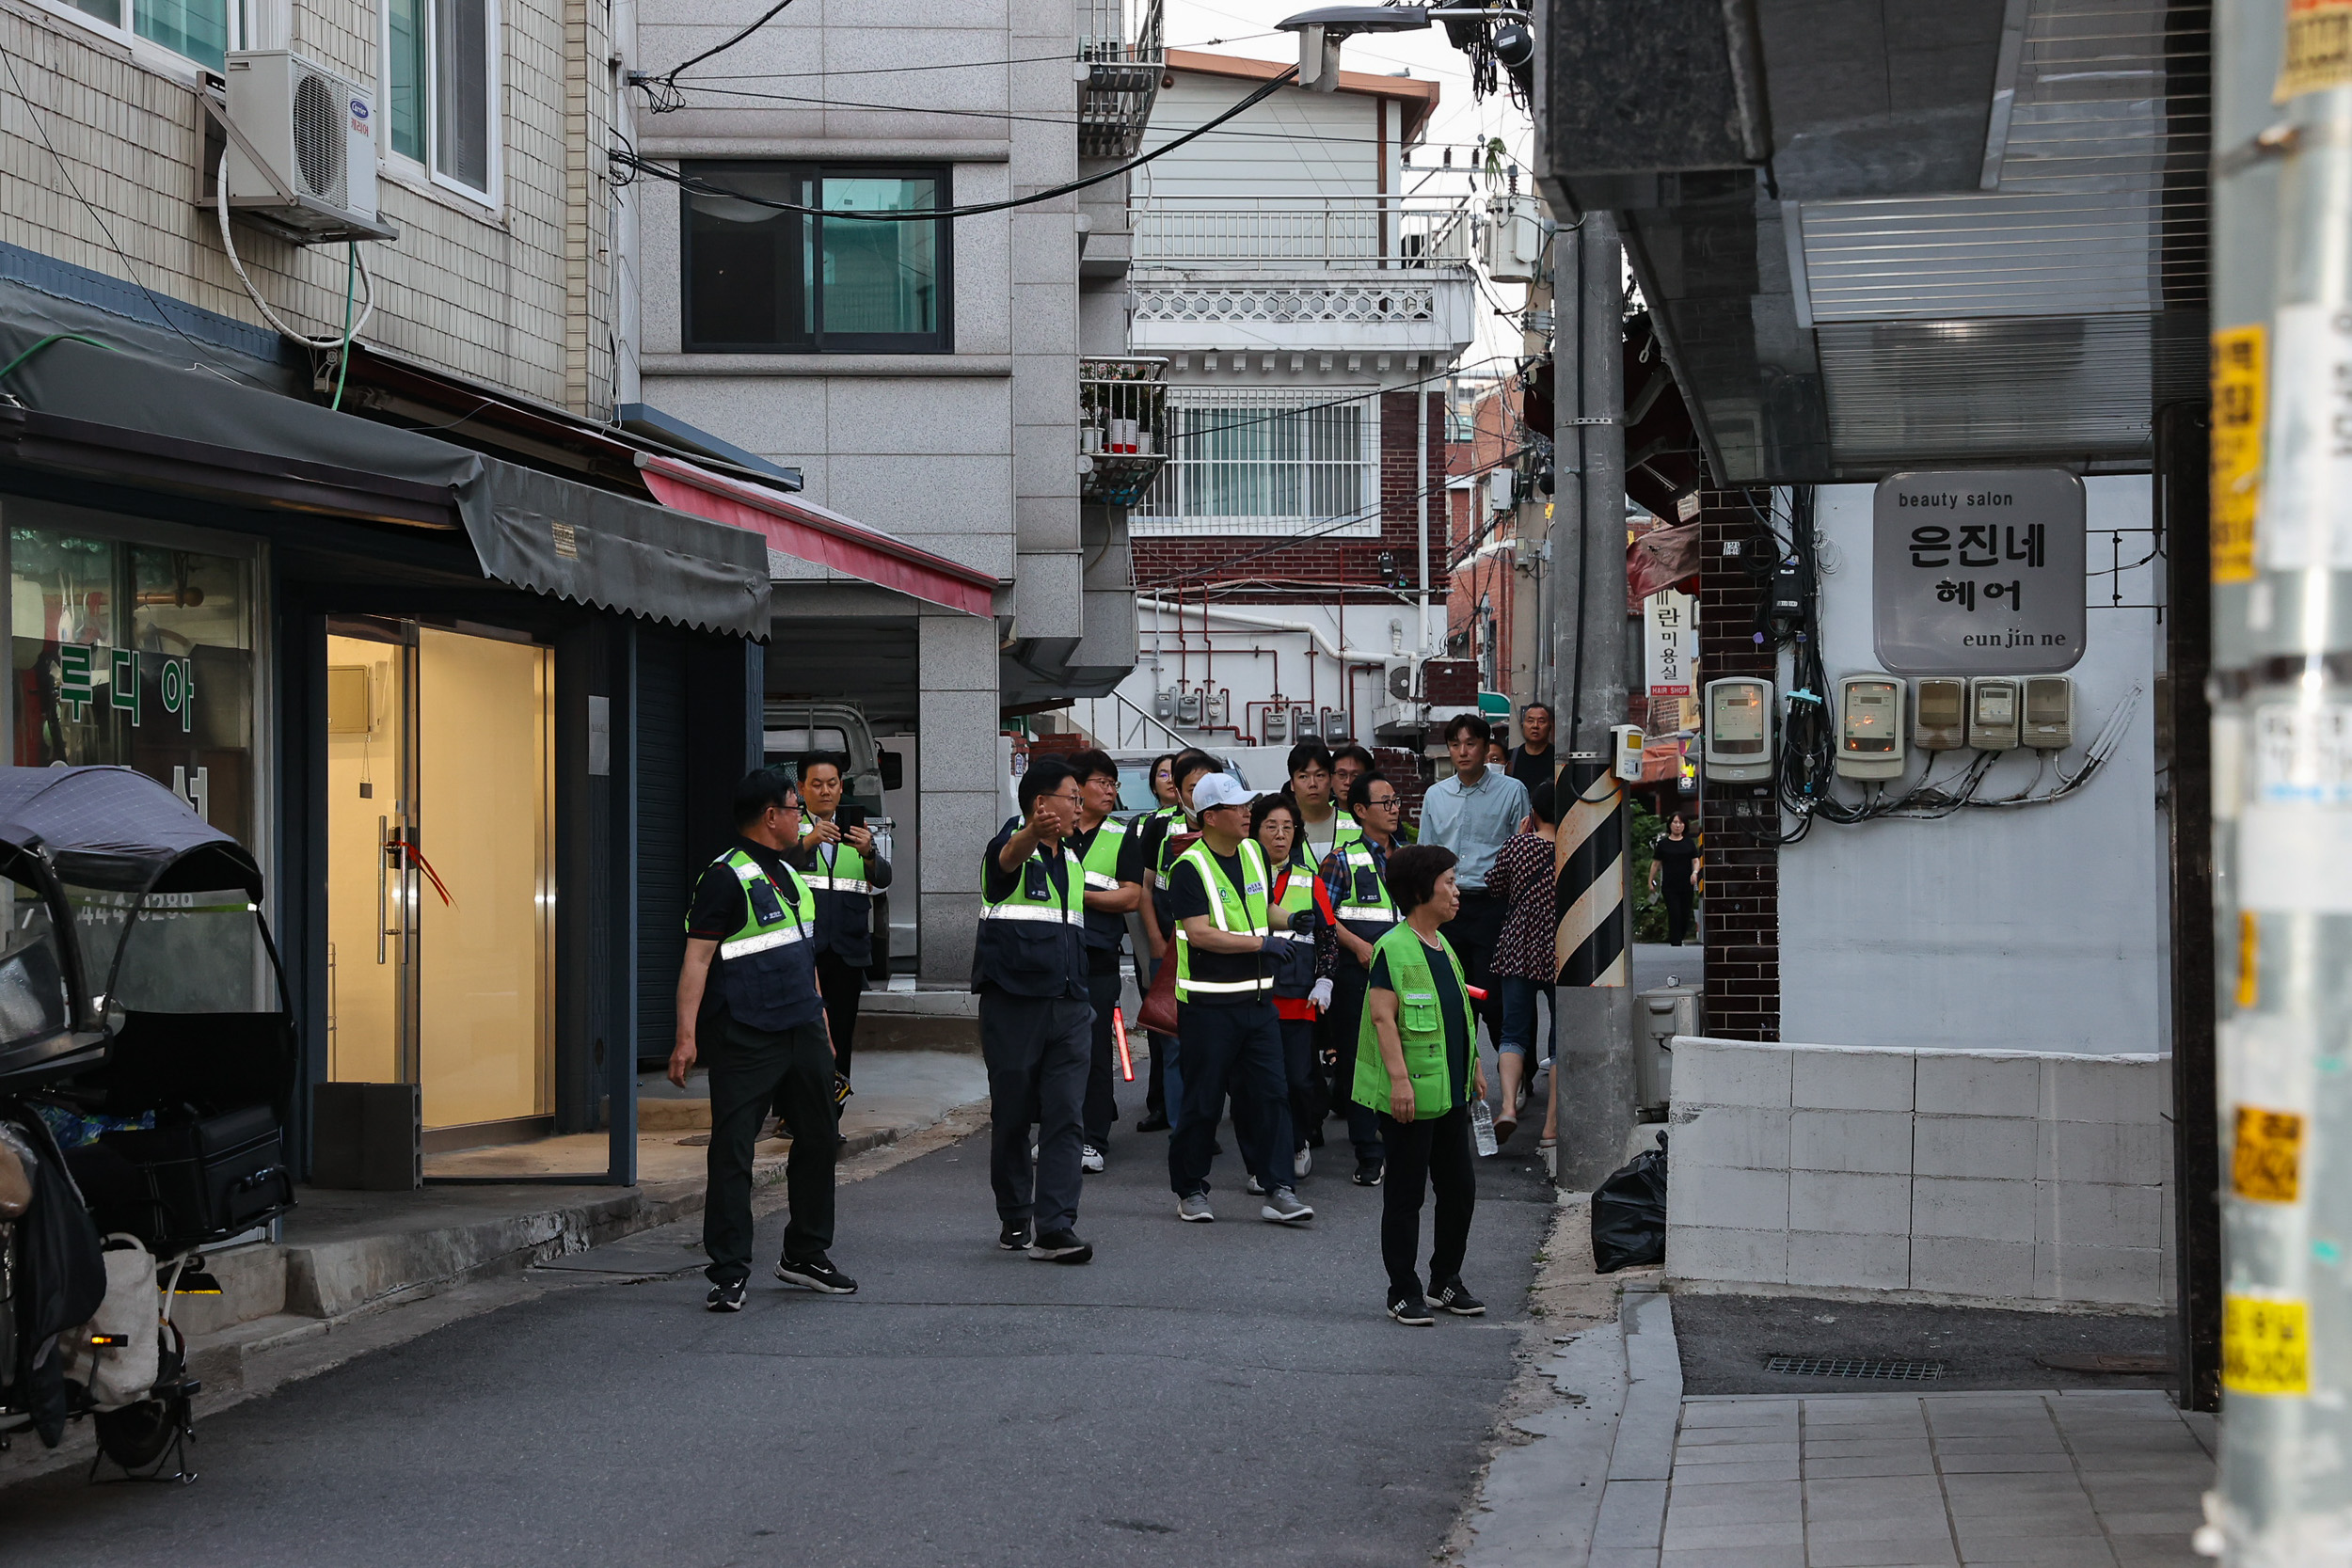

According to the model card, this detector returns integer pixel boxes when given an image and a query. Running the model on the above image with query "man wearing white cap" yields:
[1165,771,1313,1225]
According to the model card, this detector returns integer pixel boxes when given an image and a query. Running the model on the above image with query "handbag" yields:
[1136,831,1199,1036]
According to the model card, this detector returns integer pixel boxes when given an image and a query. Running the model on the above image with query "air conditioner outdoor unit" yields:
[221,51,399,244]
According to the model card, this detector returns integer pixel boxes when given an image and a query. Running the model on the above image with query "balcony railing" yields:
[1131,195,1476,272]
[1079,356,1170,505]
[1078,0,1166,159]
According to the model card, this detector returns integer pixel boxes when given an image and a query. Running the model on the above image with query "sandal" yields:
[1493,1115,1518,1146]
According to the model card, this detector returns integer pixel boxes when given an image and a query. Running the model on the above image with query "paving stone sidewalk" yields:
[1597,1387,2214,1568]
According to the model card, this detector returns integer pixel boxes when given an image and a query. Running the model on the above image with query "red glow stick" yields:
[1112,1006,1135,1082]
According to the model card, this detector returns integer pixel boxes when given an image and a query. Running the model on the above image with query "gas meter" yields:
[1703,678,1775,782]
[1835,675,1906,781]
[1913,677,1966,752]
[1967,677,2021,751]
[2023,675,2074,750]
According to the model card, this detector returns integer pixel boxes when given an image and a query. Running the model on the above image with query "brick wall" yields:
[1698,491,1779,1041]
[0,0,607,412]
[1133,389,1445,592]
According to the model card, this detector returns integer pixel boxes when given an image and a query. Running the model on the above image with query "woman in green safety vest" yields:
[1237,792,1322,1185]
[1358,843,1488,1327]
[1135,749,1221,1135]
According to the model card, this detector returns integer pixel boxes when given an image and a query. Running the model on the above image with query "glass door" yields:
[325,629,415,1086]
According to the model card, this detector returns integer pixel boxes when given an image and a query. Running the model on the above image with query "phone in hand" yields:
[836,804,867,832]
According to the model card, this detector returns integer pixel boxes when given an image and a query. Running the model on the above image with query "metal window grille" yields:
[1762,1354,1947,1382]
[1131,390,1379,537]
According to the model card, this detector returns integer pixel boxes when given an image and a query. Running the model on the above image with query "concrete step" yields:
[167,1239,287,1338]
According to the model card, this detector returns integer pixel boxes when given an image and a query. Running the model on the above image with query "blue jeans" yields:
[1499,977,1554,1061]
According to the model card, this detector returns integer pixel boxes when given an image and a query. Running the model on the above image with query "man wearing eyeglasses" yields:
[1312,771,1407,1187]
[973,757,1096,1263]
[671,768,855,1313]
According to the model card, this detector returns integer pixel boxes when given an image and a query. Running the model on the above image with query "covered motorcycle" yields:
[0,765,295,1474]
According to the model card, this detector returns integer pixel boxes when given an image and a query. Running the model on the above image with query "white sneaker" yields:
[1294,1148,1312,1180]
[1245,1174,1266,1196]
[1081,1144,1105,1174]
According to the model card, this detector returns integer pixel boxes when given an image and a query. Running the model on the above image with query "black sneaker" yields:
[774,1256,858,1294]
[706,1279,746,1313]
[1432,1278,1486,1317]
[1028,1228,1094,1263]
[1353,1158,1385,1187]
[1135,1113,1170,1132]
[999,1222,1033,1251]
[1389,1292,1434,1326]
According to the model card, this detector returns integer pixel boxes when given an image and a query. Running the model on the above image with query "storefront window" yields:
[10,522,257,844]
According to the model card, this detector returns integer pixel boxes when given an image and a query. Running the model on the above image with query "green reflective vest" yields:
[1173,836,1273,1002]
[972,837,1087,996]
[1352,923,1470,1118]
[1294,804,1362,869]
[1074,816,1132,950]
[1327,838,1399,956]
[797,816,874,895]
[1147,804,1191,891]
[1267,863,1317,997]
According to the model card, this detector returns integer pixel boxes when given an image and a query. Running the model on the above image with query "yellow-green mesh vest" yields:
[1173,837,1272,1002]
[1352,923,1470,1117]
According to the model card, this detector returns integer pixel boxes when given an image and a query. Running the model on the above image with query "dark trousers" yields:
[816,950,866,1084]
[1169,1001,1292,1197]
[704,1017,837,1287]
[1142,948,1172,1120]
[1442,891,1509,1043]
[1232,1016,1318,1157]
[981,992,1091,1234]
[1084,964,1123,1148]
[1376,1104,1476,1299]
[1664,885,1696,946]
[1322,964,1386,1163]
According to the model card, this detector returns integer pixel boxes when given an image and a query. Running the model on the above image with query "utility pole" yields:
[2205,0,2352,1560]
[1550,209,1633,1192]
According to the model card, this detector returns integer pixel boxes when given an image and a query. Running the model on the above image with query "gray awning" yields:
[0,335,770,637]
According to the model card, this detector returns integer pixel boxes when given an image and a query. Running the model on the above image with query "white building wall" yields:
[1136,71,1384,198]
[1776,476,2166,1056]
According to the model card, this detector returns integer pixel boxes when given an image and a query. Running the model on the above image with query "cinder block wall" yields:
[1665,1037,2170,1309]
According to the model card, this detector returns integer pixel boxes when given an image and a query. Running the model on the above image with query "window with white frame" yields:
[1132,390,1379,538]
[383,0,496,197]
[52,0,245,71]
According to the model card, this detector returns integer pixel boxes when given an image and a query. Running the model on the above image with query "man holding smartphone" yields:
[671,769,856,1313]
[792,758,890,1091]
[973,757,1096,1262]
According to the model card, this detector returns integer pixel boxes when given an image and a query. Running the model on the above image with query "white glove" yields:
[1309,977,1335,1012]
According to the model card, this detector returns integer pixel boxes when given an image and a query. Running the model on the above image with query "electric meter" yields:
[1703,677,1775,782]
[1836,675,1907,781]
[1914,677,1966,752]
[2023,675,2074,750]
[1612,724,1645,783]
[1968,677,2021,751]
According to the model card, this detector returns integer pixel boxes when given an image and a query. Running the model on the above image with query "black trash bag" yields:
[7,1112,106,1446]
[1591,1137,1668,1274]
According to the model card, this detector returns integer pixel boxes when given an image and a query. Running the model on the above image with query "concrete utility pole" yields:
[2206,0,2352,1560]
[1550,209,1634,1192]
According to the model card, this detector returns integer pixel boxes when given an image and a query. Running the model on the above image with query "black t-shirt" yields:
[1370,937,1472,1102]
[1506,744,1553,788]
[1652,833,1702,896]
[686,837,823,1036]
[1168,847,1266,1006]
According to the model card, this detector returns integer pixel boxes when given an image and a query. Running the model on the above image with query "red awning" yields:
[639,453,998,618]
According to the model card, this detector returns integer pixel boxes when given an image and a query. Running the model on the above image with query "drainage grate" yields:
[1764,1354,1947,1381]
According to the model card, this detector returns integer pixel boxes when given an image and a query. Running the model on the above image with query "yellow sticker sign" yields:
[2224,1295,2312,1395]
[2212,325,2265,584]
[2236,909,2260,1009]
[2233,1105,2305,1202]
[2280,0,2352,101]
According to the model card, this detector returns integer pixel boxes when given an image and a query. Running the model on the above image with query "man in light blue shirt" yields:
[1418,713,1531,1047]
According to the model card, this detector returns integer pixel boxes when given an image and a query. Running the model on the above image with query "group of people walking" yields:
[675,711,1578,1329]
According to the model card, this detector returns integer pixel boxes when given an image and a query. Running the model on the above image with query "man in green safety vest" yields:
[792,757,890,1091]
[671,769,856,1313]
[1132,749,1220,1132]
[1064,748,1145,1172]
[973,757,1096,1262]
[1168,772,1312,1226]
[1285,739,1360,871]
[1313,769,1406,1186]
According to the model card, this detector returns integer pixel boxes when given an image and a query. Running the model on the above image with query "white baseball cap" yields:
[1190,773,1256,814]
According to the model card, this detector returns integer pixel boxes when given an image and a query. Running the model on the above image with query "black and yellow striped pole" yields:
[1554,761,1629,988]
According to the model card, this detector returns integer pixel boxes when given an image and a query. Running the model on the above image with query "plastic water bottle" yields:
[1470,1096,1499,1157]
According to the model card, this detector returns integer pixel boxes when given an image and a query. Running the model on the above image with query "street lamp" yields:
[1276,4,1530,90]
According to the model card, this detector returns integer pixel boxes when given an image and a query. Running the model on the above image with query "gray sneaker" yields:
[1262,1187,1314,1224]
[1177,1192,1215,1223]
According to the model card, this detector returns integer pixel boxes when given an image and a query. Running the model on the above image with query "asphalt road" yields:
[0,1077,1555,1567]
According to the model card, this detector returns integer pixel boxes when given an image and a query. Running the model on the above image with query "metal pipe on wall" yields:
[1419,378,1434,656]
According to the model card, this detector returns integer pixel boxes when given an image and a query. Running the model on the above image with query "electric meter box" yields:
[2023,674,2074,749]
[1836,675,1907,780]
[1969,677,2022,751]
[1914,677,1967,751]
[1611,724,1645,782]
[1703,678,1775,782]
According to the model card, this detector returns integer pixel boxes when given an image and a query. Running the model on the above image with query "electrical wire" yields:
[215,152,377,350]
[618,66,1298,218]
[639,0,802,110]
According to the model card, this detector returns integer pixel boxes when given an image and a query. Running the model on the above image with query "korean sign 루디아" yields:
[1871,469,2086,675]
